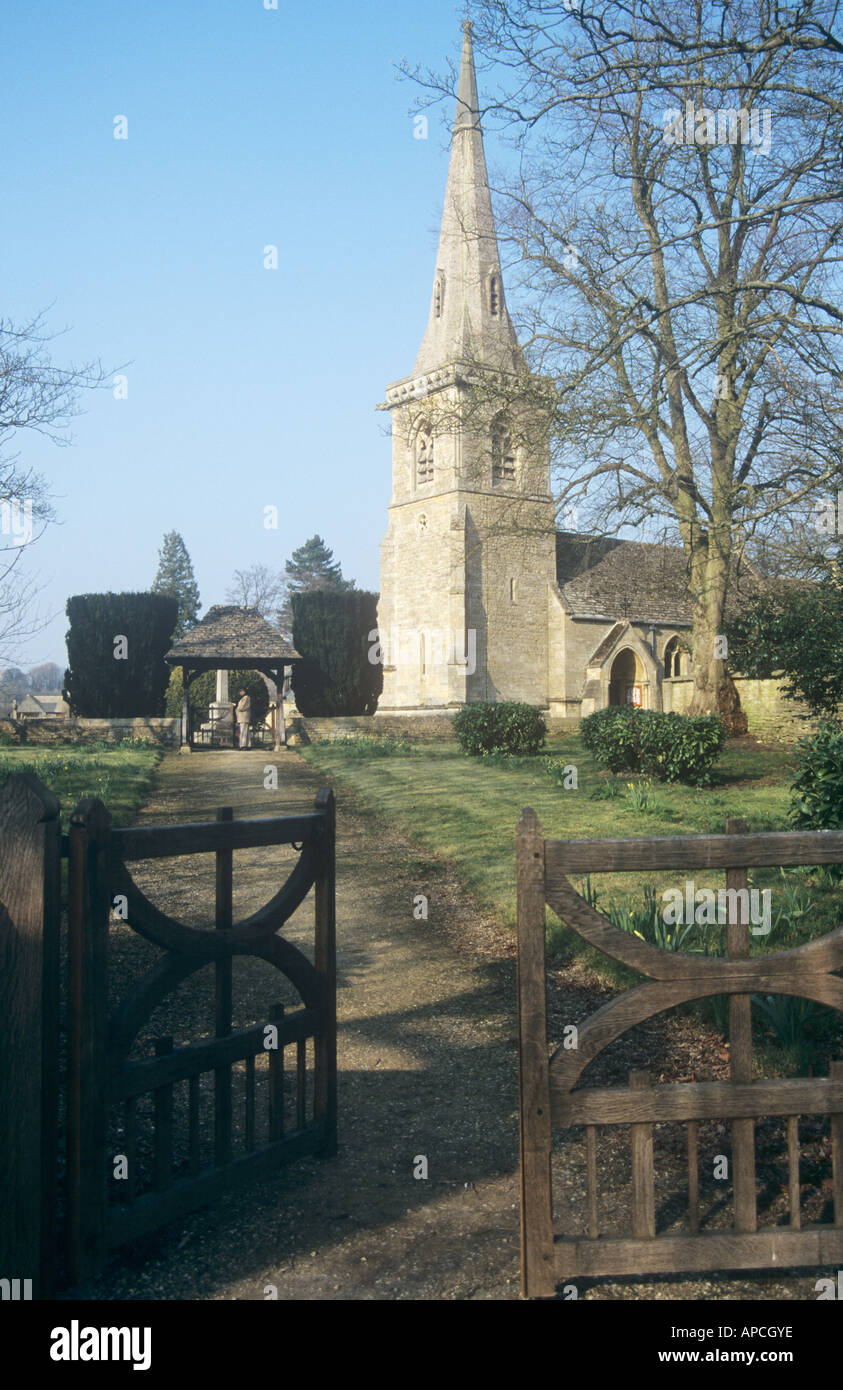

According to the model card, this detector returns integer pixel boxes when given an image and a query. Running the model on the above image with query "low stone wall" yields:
[289,680,825,749]
[299,714,458,743]
[298,711,582,744]
[664,676,825,743]
[0,717,181,747]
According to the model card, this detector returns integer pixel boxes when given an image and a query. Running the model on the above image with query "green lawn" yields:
[299,732,842,1071]
[0,741,162,828]
[299,733,801,935]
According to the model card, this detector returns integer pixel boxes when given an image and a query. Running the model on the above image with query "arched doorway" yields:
[608,648,642,707]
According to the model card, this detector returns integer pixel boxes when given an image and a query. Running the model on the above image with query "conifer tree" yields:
[284,535,353,595]
[151,531,201,639]
[281,535,354,633]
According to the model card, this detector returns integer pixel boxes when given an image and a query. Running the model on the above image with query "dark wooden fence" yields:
[517,810,843,1298]
[0,775,336,1293]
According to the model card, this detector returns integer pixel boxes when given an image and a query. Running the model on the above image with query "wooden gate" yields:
[64,787,336,1284]
[517,809,843,1298]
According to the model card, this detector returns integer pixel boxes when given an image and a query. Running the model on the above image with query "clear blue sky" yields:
[1,0,479,668]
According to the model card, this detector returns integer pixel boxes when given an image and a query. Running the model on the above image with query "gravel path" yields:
[77,749,830,1301]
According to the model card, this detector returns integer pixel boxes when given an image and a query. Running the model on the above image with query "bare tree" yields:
[413,0,843,721]
[226,563,289,628]
[0,309,111,659]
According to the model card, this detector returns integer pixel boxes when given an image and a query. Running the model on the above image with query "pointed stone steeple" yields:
[412,22,524,378]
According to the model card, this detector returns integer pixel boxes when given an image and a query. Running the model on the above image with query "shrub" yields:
[291,590,382,716]
[64,592,178,717]
[637,711,725,785]
[789,723,843,834]
[580,706,640,772]
[453,701,547,756]
[580,707,724,785]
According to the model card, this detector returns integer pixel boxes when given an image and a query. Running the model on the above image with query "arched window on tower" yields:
[491,419,516,485]
[416,426,434,485]
[489,273,500,316]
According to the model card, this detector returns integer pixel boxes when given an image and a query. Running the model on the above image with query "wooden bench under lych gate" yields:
[516,810,843,1298]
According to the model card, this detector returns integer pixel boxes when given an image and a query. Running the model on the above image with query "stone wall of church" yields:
[464,493,555,706]
[377,386,556,711]
[548,614,690,714]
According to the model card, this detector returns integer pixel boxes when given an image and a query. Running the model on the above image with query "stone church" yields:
[375,24,761,722]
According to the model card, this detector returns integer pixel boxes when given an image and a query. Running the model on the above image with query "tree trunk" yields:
[686,549,747,735]
[689,592,751,733]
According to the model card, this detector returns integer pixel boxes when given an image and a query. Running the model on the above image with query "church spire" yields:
[412,22,524,378]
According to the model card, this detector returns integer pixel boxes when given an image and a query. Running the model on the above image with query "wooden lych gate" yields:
[517,810,843,1298]
[0,775,336,1294]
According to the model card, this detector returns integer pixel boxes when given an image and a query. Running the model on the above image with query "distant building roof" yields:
[555,532,769,625]
[17,693,68,716]
[166,606,300,667]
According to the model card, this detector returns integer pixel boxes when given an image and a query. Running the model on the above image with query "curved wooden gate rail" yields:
[517,809,843,1299]
[65,787,336,1285]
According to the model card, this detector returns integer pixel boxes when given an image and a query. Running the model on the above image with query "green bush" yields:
[292,590,382,716]
[637,711,725,785]
[64,592,178,717]
[580,707,725,785]
[580,706,640,772]
[453,701,547,756]
[789,723,843,836]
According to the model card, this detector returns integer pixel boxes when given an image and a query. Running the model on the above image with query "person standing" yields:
[235,688,251,749]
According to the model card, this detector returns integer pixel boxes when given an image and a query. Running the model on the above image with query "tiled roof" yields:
[555,533,768,624]
[166,606,300,664]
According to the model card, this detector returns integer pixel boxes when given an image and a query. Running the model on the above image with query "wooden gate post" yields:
[313,786,337,1157]
[66,797,112,1285]
[0,774,61,1298]
[725,816,757,1233]
[517,808,556,1298]
[214,807,234,1166]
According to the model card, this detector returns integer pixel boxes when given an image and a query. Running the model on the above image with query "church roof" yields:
[555,533,769,625]
[410,22,524,380]
[166,606,300,667]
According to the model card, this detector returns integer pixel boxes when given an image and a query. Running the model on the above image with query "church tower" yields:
[375,22,556,713]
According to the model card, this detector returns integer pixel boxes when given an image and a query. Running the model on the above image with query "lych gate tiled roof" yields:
[555,533,768,625]
[166,606,300,665]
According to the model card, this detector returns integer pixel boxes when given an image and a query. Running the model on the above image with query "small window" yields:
[664,636,687,678]
[509,577,516,602]
[492,427,515,485]
[434,278,443,318]
[489,273,499,316]
[417,429,434,484]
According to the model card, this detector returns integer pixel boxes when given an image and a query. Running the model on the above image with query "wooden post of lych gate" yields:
[66,797,112,1284]
[517,808,556,1298]
[0,774,62,1298]
[725,816,757,1233]
[314,786,337,1156]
